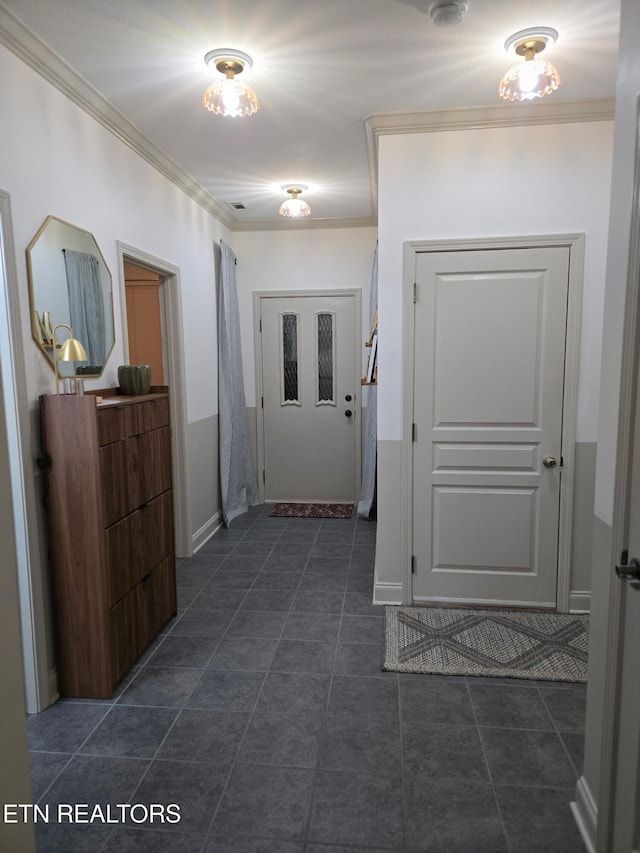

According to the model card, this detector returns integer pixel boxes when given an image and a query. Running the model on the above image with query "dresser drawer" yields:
[97,405,136,445]
[135,397,169,433]
[106,490,174,606]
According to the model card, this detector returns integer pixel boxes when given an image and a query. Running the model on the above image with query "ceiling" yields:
[0,0,620,228]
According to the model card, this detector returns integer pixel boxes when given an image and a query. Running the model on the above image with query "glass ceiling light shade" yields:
[499,27,561,102]
[202,49,259,118]
[279,186,311,218]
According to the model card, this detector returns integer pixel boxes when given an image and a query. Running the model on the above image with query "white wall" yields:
[233,227,378,406]
[0,42,229,701]
[375,119,614,603]
[0,45,229,423]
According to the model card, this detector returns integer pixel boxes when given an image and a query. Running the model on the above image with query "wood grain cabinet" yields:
[40,387,177,698]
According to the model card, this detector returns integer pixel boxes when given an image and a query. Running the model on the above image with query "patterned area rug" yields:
[384,606,589,682]
[269,502,353,519]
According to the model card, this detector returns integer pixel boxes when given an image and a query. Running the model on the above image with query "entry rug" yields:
[269,502,353,519]
[383,606,589,682]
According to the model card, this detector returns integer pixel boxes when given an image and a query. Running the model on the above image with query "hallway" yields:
[27,507,586,852]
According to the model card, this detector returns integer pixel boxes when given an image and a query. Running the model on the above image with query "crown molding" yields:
[0,6,235,230]
[364,97,615,215]
[232,215,377,232]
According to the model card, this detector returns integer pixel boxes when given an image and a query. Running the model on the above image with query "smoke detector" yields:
[429,2,468,27]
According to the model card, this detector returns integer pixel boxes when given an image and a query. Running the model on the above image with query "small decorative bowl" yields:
[118,364,151,395]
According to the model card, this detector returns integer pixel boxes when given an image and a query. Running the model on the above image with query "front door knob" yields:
[345,409,352,418]
[543,456,558,469]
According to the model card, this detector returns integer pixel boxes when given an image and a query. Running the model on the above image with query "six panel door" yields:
[411,247,570,607]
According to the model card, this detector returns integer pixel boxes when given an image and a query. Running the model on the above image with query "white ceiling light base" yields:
[503,27,558,55]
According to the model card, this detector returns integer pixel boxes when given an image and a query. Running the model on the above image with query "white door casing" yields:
[610,356,640,851]
[256,291,361,503]
[406,237,583,609]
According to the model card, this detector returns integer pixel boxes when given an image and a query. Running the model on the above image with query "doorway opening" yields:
[117,243,191,557]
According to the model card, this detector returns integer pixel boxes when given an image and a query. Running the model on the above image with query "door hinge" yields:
[411,423,417,442]
[411,555,416,574]
[261,396,264,409]
[413,282,417,304]
[262,469,265,483]
[259,318,262,333]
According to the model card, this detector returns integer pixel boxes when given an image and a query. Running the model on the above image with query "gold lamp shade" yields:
[52,323,88,394]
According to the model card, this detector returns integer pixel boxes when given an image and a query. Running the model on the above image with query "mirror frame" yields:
[26,215,115,378]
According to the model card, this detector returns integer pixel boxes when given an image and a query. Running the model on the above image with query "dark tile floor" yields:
[28,506,587,852]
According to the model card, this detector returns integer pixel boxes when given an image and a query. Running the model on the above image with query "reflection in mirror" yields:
[26,216,114,378]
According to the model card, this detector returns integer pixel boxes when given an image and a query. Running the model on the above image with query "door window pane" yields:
[282,313,299,403]
[317,312,334,403]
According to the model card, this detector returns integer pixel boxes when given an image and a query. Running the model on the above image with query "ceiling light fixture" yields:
[499,27,561,102]
[278,186,311,218]
[202,49,259,118]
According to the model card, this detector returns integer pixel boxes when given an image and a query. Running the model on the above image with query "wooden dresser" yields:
[40,386,176,698]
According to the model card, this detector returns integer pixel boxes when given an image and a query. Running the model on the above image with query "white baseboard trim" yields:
[570,591,591,613]
[373,581,403,605]
[192,511,223,553]
[571,776,597,853]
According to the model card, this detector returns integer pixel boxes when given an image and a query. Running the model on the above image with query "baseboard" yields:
[192,511,223,553]
[570,591,591,613]
[373,581,403,605]
[571,776,597,853]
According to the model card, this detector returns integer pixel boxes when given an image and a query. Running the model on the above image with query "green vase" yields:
[118,364,151,395]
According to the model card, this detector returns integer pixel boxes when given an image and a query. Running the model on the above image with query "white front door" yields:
[411,246,570,607]
[259,293,359,502]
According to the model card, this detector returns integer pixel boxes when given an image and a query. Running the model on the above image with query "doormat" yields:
[384,606,589,682]
[269,503,353,519]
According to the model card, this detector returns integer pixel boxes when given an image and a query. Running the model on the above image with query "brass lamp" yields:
[52,323,88,394]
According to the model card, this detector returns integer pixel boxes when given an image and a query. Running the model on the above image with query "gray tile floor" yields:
[28,506,587,852]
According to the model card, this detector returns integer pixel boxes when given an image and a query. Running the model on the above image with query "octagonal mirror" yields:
[26,216,114,378]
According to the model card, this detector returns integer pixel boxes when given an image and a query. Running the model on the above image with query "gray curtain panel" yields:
[218,240,259,526]
[63,249,105,366]
[357,242,378,519]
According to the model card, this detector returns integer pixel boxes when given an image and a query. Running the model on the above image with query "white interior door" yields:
[260,293,359,502]
[411,246,570,607]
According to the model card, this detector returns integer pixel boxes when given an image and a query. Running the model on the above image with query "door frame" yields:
[117,242,191,557]
[401,234,585,611]
[584,96,640,853]
[253,289,362,504]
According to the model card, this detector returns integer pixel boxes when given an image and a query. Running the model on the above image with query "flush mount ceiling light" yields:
[202,49,259,117]
[499,27,561,102]
[278,185,311,218]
